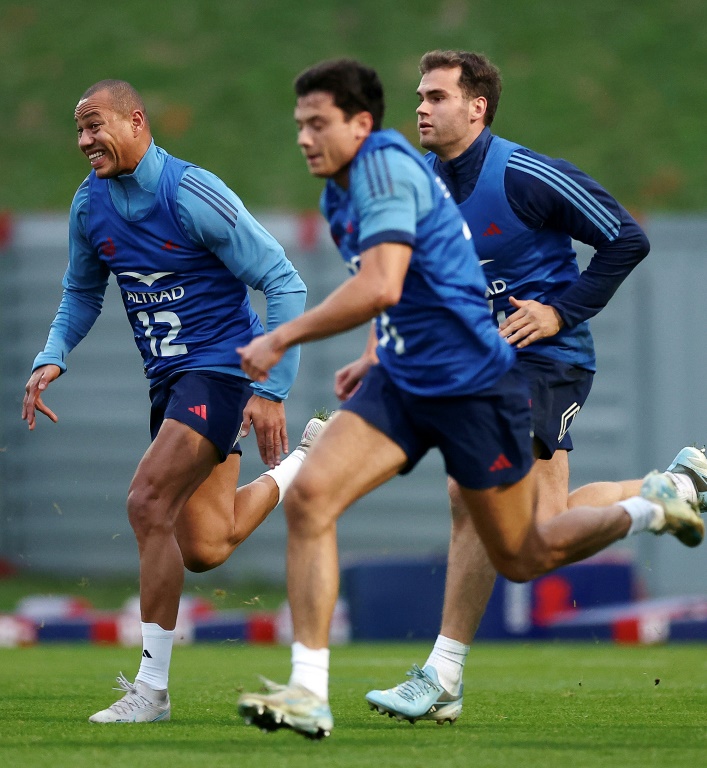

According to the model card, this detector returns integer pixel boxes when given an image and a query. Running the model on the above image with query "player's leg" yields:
[239,365,421,738]
[409,445,564,706]
[90,417,220,723]
[238,409,409,738]
[364,474,495,724]
[172,372,326,572]
[568,447,707,511]
[438,476,497,644]
[462,468,703,583]
[431,402,707,661]
[175,452,250,572]
[427,361,582,689]
[129,419,221,627]
[366,364,704,724]
[433,445,564,644]
[176,416,326,572]
[285,410,407,649]
[177,418,326,573]
[365,365,536,723]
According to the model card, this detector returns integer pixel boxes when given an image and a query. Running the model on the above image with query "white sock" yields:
[134,622,175,690]
[262,448,307,505]
[619,496,665,536]
[425,635,470,696]
[665,471,697,504]
[289,641,330,701]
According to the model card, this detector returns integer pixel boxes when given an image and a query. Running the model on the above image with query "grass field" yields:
[0,570,288,614]
[1,0,706,212]
[1,642,705,768]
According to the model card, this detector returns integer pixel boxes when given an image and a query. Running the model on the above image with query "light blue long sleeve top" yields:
[33,142,307,401]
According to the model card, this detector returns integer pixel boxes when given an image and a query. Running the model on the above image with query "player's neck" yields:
[436,124,485,163]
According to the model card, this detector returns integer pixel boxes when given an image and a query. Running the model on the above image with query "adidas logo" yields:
[188,404,208,420]
[142,650,153,658]
[482,222,502,237]
[489,453,512,471]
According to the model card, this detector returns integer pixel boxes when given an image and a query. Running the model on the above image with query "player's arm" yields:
[23,182,110,429]
[177,168,307,402]
[238,242,411,383]
[334,322,379,401]
[238,147,424,382]
[177,168,307,465]
[504,150,650,332]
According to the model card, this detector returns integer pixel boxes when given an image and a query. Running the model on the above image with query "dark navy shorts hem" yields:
[340,364,534,489]
[516,353,594,460]
[148,370,253,462]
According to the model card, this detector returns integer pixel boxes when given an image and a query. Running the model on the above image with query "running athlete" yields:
[234,59,703,739]
[361,50,707,724]
[21,79,316,724]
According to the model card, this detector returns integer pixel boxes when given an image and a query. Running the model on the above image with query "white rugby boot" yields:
[665,446,707,512]
[238,678,333,739]
[640,471,704,548]
[89,673,170,723]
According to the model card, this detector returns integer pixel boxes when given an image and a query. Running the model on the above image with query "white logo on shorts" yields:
[558,402,581,442]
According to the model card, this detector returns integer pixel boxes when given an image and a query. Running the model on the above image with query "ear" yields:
[469,96,487,123]
[131,109,147,136]
[353,110,374,140]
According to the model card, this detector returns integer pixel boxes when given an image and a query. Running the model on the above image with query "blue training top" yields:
[33,142,307,400]
[321,129,515,398]
[425,128,650,373]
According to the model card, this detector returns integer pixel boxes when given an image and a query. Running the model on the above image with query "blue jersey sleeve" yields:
[351,148,434,252]
[177,168,306,400]
[33,180,110,373]
[505,150,650,327]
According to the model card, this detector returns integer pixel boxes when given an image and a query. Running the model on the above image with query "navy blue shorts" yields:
[148,370,253,462]
[516,353,594,460]
[339,363,534,490]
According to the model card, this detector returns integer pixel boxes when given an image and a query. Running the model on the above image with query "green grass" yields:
[0,571,287,614]
[1,0,706,213]
[0,643,705,767]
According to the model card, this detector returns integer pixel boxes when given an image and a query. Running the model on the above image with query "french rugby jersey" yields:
[321,129,515,397]
[33,143,306,400]
[425,128,650,372]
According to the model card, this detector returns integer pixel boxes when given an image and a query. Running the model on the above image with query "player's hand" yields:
[22,364,62,430]
[498,297,563,348]
[237,333,285,384]
[240,395,288,468]
[334,356,374,401]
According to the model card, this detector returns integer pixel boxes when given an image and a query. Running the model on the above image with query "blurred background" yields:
[1,0,706,609]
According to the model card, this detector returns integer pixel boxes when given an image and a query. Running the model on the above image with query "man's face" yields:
[416,66,482,162]
[74,90,143,178]
[294,91,370,186]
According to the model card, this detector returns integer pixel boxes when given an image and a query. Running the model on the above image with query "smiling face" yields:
[416,66,487,162]
[294,91,372,187]
[74,89,149,178]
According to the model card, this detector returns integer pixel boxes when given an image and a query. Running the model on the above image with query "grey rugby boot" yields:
[89,673,170,723]
[640,471,704,548]
[238,678,333,739]
[666,446,707,512]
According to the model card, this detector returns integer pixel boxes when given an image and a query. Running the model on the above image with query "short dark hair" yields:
[419,50,502,125]
[81,79,148,120]
[294,59,385,131]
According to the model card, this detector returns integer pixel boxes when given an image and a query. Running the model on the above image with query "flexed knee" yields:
[492,554,538,583]
[180,540,228,573]
[486,537,558,583]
